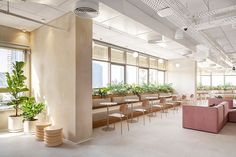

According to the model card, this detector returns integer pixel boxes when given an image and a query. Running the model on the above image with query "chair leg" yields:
[120,118,123,135]
[143,112,145,125]
[126,116,129,131]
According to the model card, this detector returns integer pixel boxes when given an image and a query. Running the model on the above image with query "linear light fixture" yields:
[157,7,173,17]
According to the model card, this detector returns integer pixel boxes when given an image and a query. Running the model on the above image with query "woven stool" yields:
[44,126,63,147]
[35,122,51,141]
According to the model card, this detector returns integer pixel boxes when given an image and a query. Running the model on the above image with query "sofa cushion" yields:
[208,98,233,109]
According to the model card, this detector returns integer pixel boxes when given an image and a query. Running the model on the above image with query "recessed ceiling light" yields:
[175,63,180,68]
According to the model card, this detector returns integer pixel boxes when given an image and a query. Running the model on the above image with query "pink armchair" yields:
[183,104,225,133]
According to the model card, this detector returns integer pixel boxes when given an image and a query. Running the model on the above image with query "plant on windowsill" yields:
[108,82,130,97]
[21,97,45,133]
[5,61,29,132]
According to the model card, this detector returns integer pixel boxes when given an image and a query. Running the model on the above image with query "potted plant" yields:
[21,97,45,133]
[5,61,29,132]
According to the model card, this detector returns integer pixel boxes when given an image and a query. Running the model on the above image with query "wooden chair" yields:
[166,96,179,112]
[133,101,151,125]
[108,104,129,134]
[153,98,167,118]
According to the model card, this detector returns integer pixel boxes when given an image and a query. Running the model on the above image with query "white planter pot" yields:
[8,116,23,132]
[23,120,38,133]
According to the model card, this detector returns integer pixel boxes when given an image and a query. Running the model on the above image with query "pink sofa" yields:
[208,98,233,109]
[182,102,230,133]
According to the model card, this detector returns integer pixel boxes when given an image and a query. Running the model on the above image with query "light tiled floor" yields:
[1,109,236,157]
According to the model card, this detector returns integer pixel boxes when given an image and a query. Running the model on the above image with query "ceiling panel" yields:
[102,15,152,36]
[94,3,121,23]
[93,24,121,38]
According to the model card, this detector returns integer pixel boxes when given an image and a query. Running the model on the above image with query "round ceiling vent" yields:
[74,0,99,19]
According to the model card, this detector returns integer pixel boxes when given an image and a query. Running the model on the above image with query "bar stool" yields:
[35,122,51,141]
[108,104,129,134]
[44,126,63,147]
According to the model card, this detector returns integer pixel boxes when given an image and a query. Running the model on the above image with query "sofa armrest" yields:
[183,105,223,133]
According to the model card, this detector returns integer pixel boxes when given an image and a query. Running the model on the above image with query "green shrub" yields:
[21,97,45,121]
[5,61,29,116]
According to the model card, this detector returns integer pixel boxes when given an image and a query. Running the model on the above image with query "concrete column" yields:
[31,13,93,143]
[75,17,93,143]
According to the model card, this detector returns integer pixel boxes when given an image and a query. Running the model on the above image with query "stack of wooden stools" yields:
[44,126,63,147]
[35,122,51,141]
[35,123,63,147]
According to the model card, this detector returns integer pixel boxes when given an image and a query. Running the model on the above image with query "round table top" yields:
[125,99,139,103]
[100,102,117,106]
[145,96,158,100]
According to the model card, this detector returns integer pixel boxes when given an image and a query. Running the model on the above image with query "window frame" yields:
[92,40,167,87]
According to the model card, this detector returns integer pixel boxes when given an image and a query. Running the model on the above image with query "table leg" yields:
[102,106,115,131]
[148,100,156,117]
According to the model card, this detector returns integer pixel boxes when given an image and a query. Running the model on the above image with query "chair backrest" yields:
[160,97,166,103]
[142,100,149,107]
[119,104,128,113]
[182,95,187,100]
[172,96,177,101]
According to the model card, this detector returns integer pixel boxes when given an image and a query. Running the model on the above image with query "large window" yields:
[0,48,25,108]
[126,66,138,84]
[212,75,224,86]
[158,71,165,84]
[92,61,109,88]
[139,68,148,84]
[139,55,149,68]
[201,75,211,86]
[225,76,236,85]
[92,41,167,87]
[111,48,125,64]
[111,64,124,84]
[149,69,158,84]
[0,48,25,88]
[92,44,108,61]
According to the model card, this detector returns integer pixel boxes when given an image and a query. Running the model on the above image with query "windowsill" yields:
[0,106,13,112]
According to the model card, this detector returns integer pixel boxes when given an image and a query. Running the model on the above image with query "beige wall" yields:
[31,13,93,143]
[0,110,15,130]
[167,59,197,96]
[0,25,30,48]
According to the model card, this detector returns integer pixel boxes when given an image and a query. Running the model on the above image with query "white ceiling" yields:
[93,3,187,59]
[1,0,236,63]
[0,0,187,59]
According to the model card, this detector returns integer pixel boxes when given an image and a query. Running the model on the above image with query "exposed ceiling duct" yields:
[140,0,234,68]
